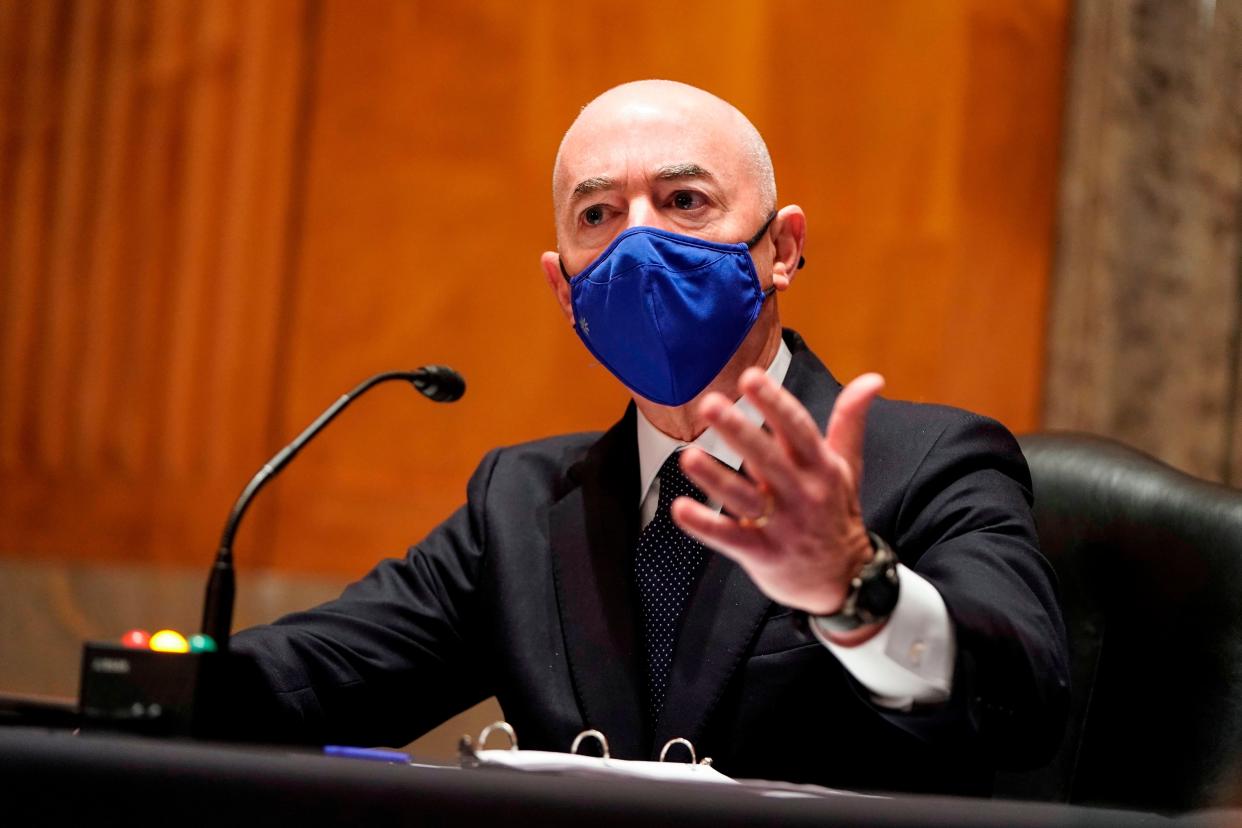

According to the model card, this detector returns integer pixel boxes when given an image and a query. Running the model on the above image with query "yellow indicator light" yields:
[149,629,189,653]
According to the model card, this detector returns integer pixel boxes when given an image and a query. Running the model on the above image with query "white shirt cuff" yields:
[810,564,955,711]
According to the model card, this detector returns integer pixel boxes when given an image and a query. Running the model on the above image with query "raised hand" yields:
[671,369,885,619]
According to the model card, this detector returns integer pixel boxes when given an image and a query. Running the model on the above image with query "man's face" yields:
[551,93,772,278]
[539,83,804,418]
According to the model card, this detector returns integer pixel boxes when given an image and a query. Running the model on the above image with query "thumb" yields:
[825,373,885,476]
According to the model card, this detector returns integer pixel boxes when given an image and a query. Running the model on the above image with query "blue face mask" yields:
[559,215,784,407]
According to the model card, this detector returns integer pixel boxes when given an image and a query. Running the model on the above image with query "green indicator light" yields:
[188,634,218,653]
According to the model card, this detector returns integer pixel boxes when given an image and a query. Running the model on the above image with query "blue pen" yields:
[324,745,411,764]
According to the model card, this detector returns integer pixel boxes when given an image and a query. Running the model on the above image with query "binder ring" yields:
[478,721,518,751]
[659,737,697,764]
[570,729,610,759]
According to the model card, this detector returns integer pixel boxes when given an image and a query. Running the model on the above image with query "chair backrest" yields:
[995,433,1242,812]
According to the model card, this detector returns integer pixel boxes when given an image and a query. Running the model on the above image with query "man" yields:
[231,80,1069,795]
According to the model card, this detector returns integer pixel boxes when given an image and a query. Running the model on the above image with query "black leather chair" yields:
[994,432,1242,813]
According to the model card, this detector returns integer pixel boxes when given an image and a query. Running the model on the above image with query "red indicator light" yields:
[120,629,151,649]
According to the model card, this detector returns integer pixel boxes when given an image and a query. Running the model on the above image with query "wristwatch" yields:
[810,532,900,634]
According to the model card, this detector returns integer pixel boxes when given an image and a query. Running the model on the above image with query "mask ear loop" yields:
[745,211,806,270]
[750,214,781,300]
[559,255,572,283]
[744,211,778,248]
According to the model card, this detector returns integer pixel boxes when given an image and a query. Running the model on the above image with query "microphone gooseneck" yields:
[201,365,466,649]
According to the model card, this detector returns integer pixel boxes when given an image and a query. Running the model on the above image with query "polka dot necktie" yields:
[634,450,710,723]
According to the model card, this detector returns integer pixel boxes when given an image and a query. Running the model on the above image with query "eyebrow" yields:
[570,176,617,202]
[653,163,716,183]
[567,163,718,206]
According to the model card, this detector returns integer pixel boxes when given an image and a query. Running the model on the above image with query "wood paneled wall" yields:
[0,0,312,565]
[1,0,1068,578]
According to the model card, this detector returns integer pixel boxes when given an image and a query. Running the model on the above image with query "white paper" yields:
[472,748,737,785]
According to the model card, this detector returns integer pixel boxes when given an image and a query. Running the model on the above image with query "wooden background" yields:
[0,0,1069,579]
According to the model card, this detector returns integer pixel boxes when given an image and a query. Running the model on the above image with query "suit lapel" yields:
[780,329,841,435]
[549,405,647,759]
[651,330,843,754]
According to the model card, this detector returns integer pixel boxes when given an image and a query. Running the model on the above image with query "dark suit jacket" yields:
[231,330,1069,796]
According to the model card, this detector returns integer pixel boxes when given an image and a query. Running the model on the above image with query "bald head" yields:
[551,80,776,226]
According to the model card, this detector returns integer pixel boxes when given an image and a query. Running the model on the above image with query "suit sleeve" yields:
[873,414,1070,770]
[225,449,502,748]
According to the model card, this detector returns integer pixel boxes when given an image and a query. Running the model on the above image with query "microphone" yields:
[200,365,466,649]
[410,364,466,402]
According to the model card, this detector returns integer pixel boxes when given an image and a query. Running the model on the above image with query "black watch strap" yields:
[810,532,900,634]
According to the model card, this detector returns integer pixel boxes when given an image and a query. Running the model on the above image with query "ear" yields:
[769,205,806,291]
[541,250,576,325]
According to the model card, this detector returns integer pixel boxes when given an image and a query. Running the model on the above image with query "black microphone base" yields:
[78,643,244,739]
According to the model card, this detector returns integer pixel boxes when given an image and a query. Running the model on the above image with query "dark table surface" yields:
[3,727,1238,827]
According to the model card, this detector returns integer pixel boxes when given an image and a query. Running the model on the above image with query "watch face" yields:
[855,536,900,621]
[814,535,900,633]
[856,564,900,621]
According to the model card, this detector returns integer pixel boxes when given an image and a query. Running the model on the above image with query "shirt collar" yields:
[635,339,793,505]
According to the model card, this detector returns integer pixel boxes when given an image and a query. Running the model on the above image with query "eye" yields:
[671,190,706,210]
[583,204,606,226]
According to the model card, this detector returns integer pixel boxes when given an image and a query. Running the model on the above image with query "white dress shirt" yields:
[634,340,955,709]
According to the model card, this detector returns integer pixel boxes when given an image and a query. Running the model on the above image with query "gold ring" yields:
[738,484,775,530]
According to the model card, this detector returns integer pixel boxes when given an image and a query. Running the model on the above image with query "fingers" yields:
[679,448,769,521]
[735,368,826,469]
[690,369,883,514]
[669,496,770,561]
[698,393,799,493]
[825,373,885,476]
